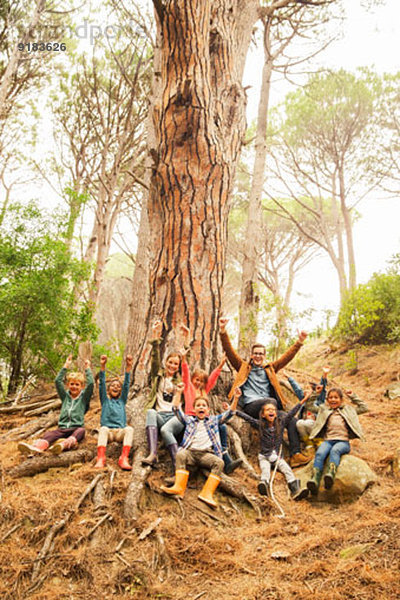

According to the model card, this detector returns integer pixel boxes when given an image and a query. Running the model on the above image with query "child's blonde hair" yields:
[66,372,85,385]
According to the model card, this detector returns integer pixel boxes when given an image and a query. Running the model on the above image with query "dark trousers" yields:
[242,402,301,456]
[42,427,85,445]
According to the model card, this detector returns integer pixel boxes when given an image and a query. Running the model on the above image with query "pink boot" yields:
[49,436,78,454]
[18,439,49,455]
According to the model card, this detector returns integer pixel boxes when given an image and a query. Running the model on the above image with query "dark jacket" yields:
[237,402,302,456]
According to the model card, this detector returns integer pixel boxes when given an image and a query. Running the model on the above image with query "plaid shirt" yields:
[173,406,233,458]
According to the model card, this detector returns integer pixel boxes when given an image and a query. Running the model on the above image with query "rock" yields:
[392,448,400,478]
[296,455,377,502]
[384,382,400,400]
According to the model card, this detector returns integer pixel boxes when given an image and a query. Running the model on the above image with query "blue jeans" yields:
[145,410,184,446]
[313,440,350,470]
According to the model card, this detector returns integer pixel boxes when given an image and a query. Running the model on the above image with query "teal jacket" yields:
[99,370,130,428]
[55,367,94,429]
[310,393,368,441]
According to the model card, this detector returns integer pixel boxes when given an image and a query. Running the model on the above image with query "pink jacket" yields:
[181,359,222,416]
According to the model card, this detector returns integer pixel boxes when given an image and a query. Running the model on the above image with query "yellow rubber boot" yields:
[160,469,189,498]
[312,437,324,449]
[198,473,221,508]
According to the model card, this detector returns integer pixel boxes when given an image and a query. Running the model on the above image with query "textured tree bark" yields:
[147,0,259,368]
[9,448,95,478]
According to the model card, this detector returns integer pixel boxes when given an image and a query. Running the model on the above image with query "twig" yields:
[193,504,226,525]
[115,526,136,552]
[74,474,104,510]
[138,517,162,540]
[115,553,131,568]
[73,513,112,547]
[193,592,207,600]
[240,566,257,576]
[0,522,22,542]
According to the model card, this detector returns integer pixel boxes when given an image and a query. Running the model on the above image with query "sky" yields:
[242,0,400,331]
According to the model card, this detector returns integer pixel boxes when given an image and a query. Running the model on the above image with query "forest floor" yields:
[1,340,400,600]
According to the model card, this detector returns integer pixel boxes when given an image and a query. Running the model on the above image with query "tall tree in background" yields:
[268,69,378,303]
[52,36,152,308]
[0,0,73,120]
[238,0,336,355]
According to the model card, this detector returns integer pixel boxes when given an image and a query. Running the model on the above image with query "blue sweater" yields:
[99,370,130,428]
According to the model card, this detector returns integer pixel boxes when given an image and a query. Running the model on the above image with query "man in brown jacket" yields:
[219,318,310,467]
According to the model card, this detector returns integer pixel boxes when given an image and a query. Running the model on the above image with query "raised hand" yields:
[64,354,73,369]
[100,355,107,369]
[297,330,308,343]
[219,317,229,333]
[126,354,133,371]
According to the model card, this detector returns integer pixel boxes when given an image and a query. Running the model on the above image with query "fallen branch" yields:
[0,395,58,414]
[25,400,61,417]
[9,448,95,478]
[0,413,58,444]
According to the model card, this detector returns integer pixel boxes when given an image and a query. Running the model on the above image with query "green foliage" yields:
[334,264,400,344]
[0,201,98,393]
[105,253,134,279]
[93,338,125,376]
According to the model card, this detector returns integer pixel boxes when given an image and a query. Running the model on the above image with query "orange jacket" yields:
[220,331,304,410]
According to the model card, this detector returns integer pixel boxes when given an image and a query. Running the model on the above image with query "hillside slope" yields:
[0,343,399,600]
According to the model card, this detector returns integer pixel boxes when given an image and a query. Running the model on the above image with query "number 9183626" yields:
[18,42,67,52]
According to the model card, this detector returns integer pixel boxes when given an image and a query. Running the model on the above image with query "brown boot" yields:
[198,473,221,509]
[290,452,312,468]
[160,469,189,498]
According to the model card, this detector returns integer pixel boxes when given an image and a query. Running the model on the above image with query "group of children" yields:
[18,319,369,508]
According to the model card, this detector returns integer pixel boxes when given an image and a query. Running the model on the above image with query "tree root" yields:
[123,449,151,524]
[30,474,103,585]
[229,428,258,479]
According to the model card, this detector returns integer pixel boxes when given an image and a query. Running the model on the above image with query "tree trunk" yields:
[238,18,273,356]
[0,0,46,116]
[338,165,356,291]
[147,0,258,367]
